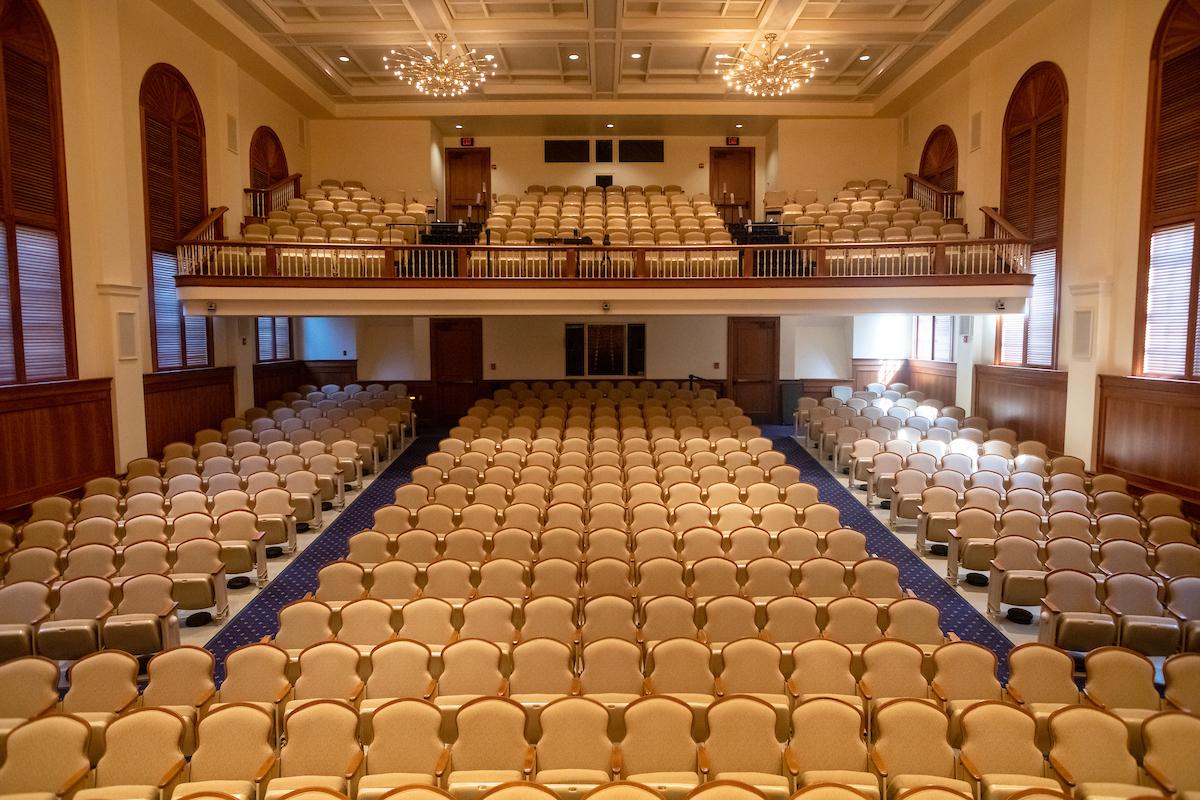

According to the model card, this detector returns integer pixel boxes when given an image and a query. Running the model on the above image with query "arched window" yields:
[249,126,288,190]
[997,61,1068,369]
[1136,0,1200,379]
[919,125,958,192]
[0,0,74,385]
[139,63,210,371]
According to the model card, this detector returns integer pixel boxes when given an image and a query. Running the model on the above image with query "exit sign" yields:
[726,136,740,146]
[460,137,474,147]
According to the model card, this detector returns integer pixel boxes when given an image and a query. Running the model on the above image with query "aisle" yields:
[204,436,439,675]
[766,425,1015,674]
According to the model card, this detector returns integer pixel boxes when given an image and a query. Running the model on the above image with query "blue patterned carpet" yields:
[204,426,1013,680]
[205,436,439,678]
[765,425,1014,677]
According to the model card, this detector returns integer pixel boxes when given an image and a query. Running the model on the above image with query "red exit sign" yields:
[460,137,475,146]
[726,136,740,146]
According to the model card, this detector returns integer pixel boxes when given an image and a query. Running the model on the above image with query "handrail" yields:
[181,206,228,243]
[904,172,964,221]
[687,374,724,392]
[244,173,303,219]
[980,206,1028,241]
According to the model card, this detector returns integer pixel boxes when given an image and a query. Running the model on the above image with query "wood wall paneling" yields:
[851,358,910,391]
[304,360,358,390]
[1094,374,1200,508]
[972,364,1067,452]
[143,367,236,455]
[0,379,115,512]
[252,360,308,407]
[908,360,958,405]
[796,378,853,401]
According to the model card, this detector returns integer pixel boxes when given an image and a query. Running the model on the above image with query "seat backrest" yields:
[95,708,186,786]
[280,699,361,777]
[621,696,697,775]
[190,703,275,781]
[873,698,955,779]
[1048,706,1139,785]
[367,698,445,775]
[703,696,781,775]
[788,698,868,773]
[536,697,613,771]
[452,698,529,771]
[959,701,1045,777]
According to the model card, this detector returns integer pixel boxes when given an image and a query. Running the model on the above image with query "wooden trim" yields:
[0,0,78,384]
[252,359,306,407]
[972,364,1067,452]
[1093,374,1200,508]
[0,378,115,511]
[177,273,1035,290]
[143,366,235,454]
[917,124,960,193]
[795,378,853,401]
[908,359,958,405]
[248,125,288,188]
[304,359,358,389]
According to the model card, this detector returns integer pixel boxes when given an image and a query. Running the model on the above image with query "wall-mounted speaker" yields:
[117,311,138,361]
[1072,308,1095,360]
[970,112,982,152]
[226,114,238,154]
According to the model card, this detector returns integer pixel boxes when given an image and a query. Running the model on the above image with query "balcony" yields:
[173,209,1033,317]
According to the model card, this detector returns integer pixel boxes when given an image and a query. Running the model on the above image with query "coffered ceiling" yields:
[218,0,989,102]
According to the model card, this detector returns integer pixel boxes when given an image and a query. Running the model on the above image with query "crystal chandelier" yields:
[715,33,827,97]
[382,33,496,98]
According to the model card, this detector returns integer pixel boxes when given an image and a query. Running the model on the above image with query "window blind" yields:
[256,316,292,362]
[933,316,954,362]
[1143,223,1195,376]
[915,316,933,361]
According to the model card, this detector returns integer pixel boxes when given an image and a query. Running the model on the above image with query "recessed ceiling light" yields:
[735,123,743,129]
[631,52,642,59]
[606,123,614,128]
[858,54,871,61]
[455,124,463,129]
[568,53,580,61]
[338,55,350,62]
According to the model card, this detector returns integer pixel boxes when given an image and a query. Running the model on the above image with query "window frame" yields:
[0,0,75,386]
[139,62,212,373]
[995,61,1069,370]
[255,316,293,363]
[564,322,647,378]
[913,315,955,363]
[1134,0,1200,380]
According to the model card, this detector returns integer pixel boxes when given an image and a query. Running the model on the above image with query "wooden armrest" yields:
[196,685,216,707]
[570,677,582,696]
[159,758,186,788]
[498,678,510,696]
[642,677,654,695]
[435,746,451,777]
[697,745,710,777]
[1048,753,1075,787]
[1081,688,1106,709]
[350,680,365,702]
[1041,598,1061,614]
[1005,684,1025,704]
[869,749,888,778]
[274,684,293,703]
[786,677,800,698]
[959,752,983,781]
[784,746,800,777]
[522,745,536,776]
[713,676,725,697]
[610,745,623,776]
[58,766,91,796]
[1142,760,1175,794]
[858,679,873,700]
[930,680,948,702]
[424,679,437,699]
[255,754,277,783]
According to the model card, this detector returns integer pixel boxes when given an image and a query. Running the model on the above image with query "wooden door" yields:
[710,147,755,223]
[446,148,491,223]
[919,125,958,192]
[727,317,780,424]
[430,318,483,425]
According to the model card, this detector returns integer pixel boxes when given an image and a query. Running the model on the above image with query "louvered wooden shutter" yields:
[933,316,954,362]
[5,48,56,220]
[274,317,291,360]
[256,316,273,362]
[1151,46,1200,218]
[0,228,15,383]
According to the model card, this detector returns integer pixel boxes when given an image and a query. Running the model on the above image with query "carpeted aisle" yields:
[765,424,1015,675]
[205,436,439,675]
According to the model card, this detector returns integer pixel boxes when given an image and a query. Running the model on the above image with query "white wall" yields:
[299,317,357,360]
[774,118,901,201]
[852,314,914,359]
[782,316,852,379]
[310,119,436,197]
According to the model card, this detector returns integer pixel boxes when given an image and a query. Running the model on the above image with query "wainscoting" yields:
[252,361,309,407]
[0,379,116,512]
[795,378,853,401]
[1094,375,1200,509]
[851,358,909,392]
[908,360,958,405]
[972,365,1067,452]
[305,360,358,389]
[144,367,237,456]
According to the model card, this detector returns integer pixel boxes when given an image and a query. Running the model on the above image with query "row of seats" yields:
[4,645,1195,800]
[797,224,966,245]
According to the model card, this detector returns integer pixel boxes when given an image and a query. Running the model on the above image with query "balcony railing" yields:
[904,173,964,221]
[244,173,302,220]
[176,237,1031,283]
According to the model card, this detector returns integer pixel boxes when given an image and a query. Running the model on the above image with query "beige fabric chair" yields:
[1141,711,1200,798]
[717,639,789,728]
[0,581,52,662]
[533,697,615,794]
[957,701,1062,800]
[787,698,879,800]
[141,646,216,755]
[1038,570,1116,652]
[445,698,533,800]
[1004,644,1082,754]
[683,782,769,800]
[0,655,59,753]
[700,696,790,799]
[171,704,277,800]
[509,638,577,712]
[284,641,365,720]
[619,696,701,800]
[62,650,141,762]
[74,707,187,800]
[1082,648,1163,759]
[0,714,93,799]
[358,699,449,800]
[1163,652,1200,713]
[1046,706,1158,800]
[265,700,363,800]
[580,782,669,800]
[644,638,717,714]
[870,698,973,799]
[929,642,1002,745]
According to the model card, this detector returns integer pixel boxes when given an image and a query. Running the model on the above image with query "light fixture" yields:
[382,32,496,98]
[338,55,351,62]
[858,54,871,61]
[631,52,642,59]
[568,53,580,61]
[715,33,827,97]
[455,124,463,129]
[735,123,743,129]
[606,122,614,128]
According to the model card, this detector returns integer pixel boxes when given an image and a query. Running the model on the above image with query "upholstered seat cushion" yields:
[355,772,434,800]
[624,772,700,800]
[263,774,346,800]
[1075,782,1163,800]
[1052,613,1116,652]
[0,792,56,800]
[535,768,612,786]
[1000,571,1047,606]
[74,784,159,800]
[714,772,791,799]
[887,773,974,797]
[800,769,881,799]
[171,779,256,800]
[798,693,867,713]
[979,773,1063,800]
[446,769,523,800]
